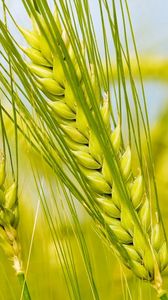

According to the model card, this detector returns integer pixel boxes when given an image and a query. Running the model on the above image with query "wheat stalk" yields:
[18,10,168,297]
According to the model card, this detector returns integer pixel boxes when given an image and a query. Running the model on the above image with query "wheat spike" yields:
[20,13,168,285]
[0,152,22,274]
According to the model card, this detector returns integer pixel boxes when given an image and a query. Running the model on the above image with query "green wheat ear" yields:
[0,151,22,272]
[20,11,168,294]
[0,151,31,299]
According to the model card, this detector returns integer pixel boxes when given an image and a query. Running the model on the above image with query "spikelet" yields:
[0,152,21,274]
[21,12,168,284]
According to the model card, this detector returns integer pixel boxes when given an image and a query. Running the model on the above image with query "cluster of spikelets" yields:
[0,152,21,274]
[20,11,168,286]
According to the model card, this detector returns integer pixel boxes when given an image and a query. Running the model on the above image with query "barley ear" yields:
[20,11,168,297]
[0,152,31,299]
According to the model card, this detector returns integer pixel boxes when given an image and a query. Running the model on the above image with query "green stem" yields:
[17,272,31,300]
